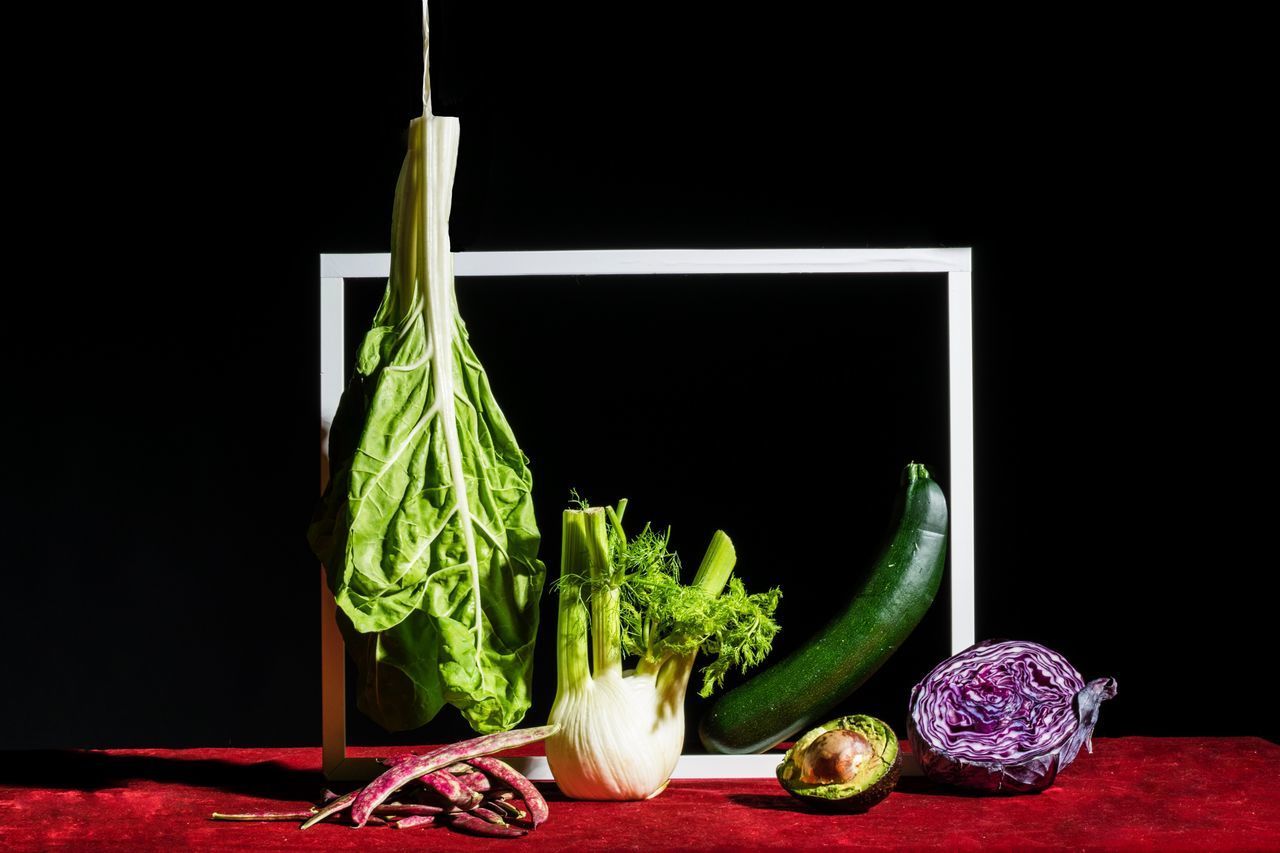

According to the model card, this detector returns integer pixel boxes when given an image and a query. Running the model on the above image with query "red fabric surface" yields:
[2,737,1277,851]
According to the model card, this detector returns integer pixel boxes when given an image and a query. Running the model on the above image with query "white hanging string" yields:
[422,1,433,118]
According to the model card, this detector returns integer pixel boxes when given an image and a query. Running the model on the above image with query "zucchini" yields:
[698,462,948,754]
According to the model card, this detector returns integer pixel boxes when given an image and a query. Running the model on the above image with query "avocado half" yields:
[776,715,902,812]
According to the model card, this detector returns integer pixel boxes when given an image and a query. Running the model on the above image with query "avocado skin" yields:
[775,715,902,813]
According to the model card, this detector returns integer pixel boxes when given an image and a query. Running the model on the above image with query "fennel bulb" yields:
[546,502,780,800]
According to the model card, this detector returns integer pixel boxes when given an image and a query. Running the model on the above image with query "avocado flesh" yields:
[776,715,901,812]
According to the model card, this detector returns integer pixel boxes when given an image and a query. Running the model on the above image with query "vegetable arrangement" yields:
[700,462,948,754]
[307,55,544,733]
[278,4,1121,837]
[545,500,780,800]
[212,726,555,837]
[908,639,1117,793]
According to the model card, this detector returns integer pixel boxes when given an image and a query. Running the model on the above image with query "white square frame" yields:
[318,247,975,780]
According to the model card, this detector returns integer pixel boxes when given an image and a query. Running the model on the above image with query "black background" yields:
[5,4,1272,750]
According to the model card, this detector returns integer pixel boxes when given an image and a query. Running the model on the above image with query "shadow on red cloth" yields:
[0,751,325,802]
[888,776,1004,797]
[727,777,990,813]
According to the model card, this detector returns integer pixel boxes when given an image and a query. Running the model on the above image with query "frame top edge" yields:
[320,248,973,278]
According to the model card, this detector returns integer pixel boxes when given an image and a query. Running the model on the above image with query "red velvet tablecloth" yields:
[2,737,1277,851]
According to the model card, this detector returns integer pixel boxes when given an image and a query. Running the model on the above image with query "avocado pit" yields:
[799,729,874,784]
[777,714,902,812]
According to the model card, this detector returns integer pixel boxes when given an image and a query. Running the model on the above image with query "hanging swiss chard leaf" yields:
[309,113,545,734]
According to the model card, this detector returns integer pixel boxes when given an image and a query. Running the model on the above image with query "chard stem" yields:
[584,509,622,677]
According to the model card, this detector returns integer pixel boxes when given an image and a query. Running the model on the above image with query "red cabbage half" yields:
[907,639,1116,793]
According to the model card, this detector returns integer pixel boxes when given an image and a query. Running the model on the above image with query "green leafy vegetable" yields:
[598,522,781,698]
[309,113,545,734]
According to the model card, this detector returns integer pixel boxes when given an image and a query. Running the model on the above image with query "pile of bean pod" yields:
[212,725,556,838]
